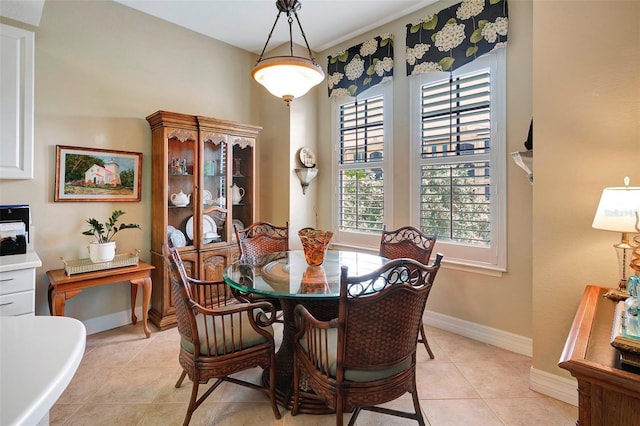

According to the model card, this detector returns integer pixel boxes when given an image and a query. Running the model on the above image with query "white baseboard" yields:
[424,309,533,356]
[530,367,578,406]
[83,305,144,335]
[424,309,578,406]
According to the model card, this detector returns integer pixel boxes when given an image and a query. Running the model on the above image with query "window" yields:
[332,83,392,248]
[411,50,506,271]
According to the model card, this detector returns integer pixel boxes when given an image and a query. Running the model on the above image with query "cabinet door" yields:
[157,252,198,322]
[0,24,34,179]
[200,132,229,247]
[180,251,198,278]
[167,129,197,249]
[200,248,231,282]
[231,137,255,232]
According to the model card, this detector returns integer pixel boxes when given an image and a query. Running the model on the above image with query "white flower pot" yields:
[88,241,116,263]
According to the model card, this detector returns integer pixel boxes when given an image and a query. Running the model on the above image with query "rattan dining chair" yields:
[379,225,438,359]
[233,221,288,317]
[234,221,289,258]
[164,242,281,425]
[292,255,443,426]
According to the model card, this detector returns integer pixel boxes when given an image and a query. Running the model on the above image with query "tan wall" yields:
[255,76,290,225]
[532,0,640,377]
[0,0,262,322]
[316,0,534,338]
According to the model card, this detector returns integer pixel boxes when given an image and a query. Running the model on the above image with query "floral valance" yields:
[406,0,508,75]
[327,34,393,98]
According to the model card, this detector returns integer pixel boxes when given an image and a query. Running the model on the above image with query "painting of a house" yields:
[84,161,121,186]
[55,146,142,202]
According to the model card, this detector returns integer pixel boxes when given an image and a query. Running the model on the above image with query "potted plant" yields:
[83,210,141,263]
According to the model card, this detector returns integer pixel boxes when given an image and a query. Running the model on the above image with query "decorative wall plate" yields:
[299,147,317,168]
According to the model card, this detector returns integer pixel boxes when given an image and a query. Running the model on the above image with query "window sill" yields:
[441,259,505,277]
[329,242,379,256]
[329,242,505,277]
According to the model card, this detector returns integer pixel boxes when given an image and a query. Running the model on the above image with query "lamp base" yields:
[615,240,634,291]
[604,288,630,301]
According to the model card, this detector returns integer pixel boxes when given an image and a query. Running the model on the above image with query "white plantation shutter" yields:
[419,69,491,245]
[338,95,385,233]
[412,51,506,271]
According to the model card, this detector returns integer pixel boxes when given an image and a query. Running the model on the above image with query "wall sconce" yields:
[295,168,318,194]
[511,150,533,183]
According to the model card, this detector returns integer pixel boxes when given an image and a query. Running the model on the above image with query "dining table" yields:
[223,249,389,413]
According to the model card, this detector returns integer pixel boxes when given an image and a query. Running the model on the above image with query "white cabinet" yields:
[0,251,41,316]
[0,24,35,180]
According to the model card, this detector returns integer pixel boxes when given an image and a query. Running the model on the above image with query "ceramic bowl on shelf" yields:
[202,189,213,205]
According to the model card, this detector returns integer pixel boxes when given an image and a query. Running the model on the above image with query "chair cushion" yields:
[181,311,273,356]
[299,329,411,382]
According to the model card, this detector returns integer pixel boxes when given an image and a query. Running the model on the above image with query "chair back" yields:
[379,225,436,264]
[235,221,289,258]
[164,242,198,348]
[338,255,443,374]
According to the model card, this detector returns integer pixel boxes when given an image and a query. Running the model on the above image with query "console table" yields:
[559,285,640,425]
[47,262,154,338]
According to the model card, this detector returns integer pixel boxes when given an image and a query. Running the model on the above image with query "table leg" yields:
[50,287,66,316]
[131,283,138,324]
[48,285,54,315]
[131,277,152,338]
[50,288,78,317]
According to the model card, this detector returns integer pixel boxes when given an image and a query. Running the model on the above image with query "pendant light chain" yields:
[291,8,318,65]
[255,10,284,64]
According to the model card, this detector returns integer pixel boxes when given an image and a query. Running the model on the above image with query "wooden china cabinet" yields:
[146,110,260,329]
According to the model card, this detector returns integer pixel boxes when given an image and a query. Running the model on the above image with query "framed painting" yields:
[54,145,142,202]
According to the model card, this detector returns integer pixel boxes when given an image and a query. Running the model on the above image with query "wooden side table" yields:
[559,285,640,425]
[46,262,155,338]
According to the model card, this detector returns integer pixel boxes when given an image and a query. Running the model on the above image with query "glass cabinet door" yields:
[231,137,255,234]
[167,130,197,249]
[202,133,228,246]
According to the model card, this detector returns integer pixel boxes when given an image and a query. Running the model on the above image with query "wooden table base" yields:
[46,262,155,338]
[269,298,339,414]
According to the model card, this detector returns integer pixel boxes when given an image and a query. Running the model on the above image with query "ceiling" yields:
[112,0,438,54]
[2,1,438,55]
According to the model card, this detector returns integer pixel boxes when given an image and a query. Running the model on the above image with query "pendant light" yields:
[252,0,325,106]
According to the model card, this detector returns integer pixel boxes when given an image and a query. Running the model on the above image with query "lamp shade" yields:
[592,185,640,232]
[252,56,325,104]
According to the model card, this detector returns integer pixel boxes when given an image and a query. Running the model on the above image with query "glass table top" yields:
[223,250,388,299]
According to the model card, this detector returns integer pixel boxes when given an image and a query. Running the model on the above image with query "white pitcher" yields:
[231,184,245,204]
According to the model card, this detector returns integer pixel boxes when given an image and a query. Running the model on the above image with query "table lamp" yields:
[592,176,640,290]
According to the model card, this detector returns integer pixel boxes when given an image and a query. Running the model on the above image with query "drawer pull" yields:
[0,278,15,282]
[0,301,15,307]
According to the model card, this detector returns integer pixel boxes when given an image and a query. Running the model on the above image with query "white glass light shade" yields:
[295,168,318,194]
[252,56,325,104]
[592,186,640,232]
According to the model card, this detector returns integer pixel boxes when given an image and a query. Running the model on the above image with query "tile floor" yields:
[51,322,577,425]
